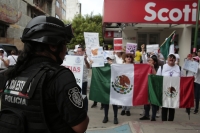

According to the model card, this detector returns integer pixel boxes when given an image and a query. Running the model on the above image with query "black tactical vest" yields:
[1,62,72,133]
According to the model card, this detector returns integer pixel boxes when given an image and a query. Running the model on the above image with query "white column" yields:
[177,26,192,66]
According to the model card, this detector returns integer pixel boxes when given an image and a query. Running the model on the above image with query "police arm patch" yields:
[68,87,83,108]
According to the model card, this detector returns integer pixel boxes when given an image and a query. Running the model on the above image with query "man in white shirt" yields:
[76,45,90,112]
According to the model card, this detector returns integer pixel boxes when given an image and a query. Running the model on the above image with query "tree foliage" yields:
[64,13,103,49]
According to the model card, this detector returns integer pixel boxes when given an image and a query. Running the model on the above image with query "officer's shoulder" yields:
[44,63,72,76]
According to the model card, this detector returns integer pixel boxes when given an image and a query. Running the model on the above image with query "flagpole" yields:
[193,0,200,52]
[160,30,176,47]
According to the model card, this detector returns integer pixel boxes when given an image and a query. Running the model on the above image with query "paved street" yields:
[86,95,200,133]
[86,70,199,133]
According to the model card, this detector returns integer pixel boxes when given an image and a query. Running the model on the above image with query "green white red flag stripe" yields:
[148,75,194,108]
[89,64,152,105]
[110,64,152,106]
[4,89,28,98]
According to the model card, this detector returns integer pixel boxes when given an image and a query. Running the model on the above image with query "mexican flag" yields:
[89,64,152,106]
[89,63,111,104]
[110,64,152,106]
[160,31,176,60]
[148,75,194,108]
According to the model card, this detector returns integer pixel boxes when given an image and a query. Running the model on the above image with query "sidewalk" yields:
[86,99,200,133]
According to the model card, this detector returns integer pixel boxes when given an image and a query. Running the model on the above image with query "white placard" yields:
[84,32,99,48]
[90,47,104,67]
[183,60,199,73]
[62,55,84,88]
[85,47,92,59]
[103,50,114,63]
[146,44,159,53]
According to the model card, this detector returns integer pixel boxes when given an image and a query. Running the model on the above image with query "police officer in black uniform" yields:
[1,16,89,133]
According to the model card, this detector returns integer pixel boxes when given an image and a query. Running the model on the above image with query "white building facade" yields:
[66,0,81,21]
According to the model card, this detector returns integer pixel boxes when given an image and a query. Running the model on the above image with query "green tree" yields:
[65,13,103,49]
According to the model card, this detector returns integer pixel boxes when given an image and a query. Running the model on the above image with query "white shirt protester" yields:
[156,64,184,77]
[114,54,123,64]
[8,55,18,66]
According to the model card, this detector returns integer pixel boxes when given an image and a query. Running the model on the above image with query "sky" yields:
[79,0,104,16]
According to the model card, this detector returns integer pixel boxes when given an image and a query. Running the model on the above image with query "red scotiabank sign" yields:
[103,0,200,24]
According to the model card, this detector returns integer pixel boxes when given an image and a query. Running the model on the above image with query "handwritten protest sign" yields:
[183,60,199,73]
[126,43,137,54]
[62,55,84,88]
[114,38,122,52]
[104,50,114,63]
[91,47,104,67]
[84,32,99,48]
[84,32,100,60]
[146,44,159,53]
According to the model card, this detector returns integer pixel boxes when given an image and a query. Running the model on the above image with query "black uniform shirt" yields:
[28,56,87,132]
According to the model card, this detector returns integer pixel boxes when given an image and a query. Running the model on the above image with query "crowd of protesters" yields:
[78,43,200,124]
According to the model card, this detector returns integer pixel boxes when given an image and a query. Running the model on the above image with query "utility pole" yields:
[193,0,200,52]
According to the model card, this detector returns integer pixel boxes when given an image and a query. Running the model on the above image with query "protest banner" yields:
[84,32,99,48]
[146,44,159,53]
[103,50,114,63]
[91,47,104,67]
[183,59,199,73]
[62,55,84,88]
[126,43,137,54]
[84,32,100,59]
[114,38,122,52]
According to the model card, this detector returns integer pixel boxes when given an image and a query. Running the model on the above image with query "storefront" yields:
[103,0,200,65]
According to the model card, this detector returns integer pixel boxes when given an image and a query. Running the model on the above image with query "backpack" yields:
[0,63,66,133]
[161,65,181,76]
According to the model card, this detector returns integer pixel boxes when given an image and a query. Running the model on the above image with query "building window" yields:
[0,24,8,37]
[137,33,160,48]
[27,5,44,18]
[56,15,60,19]
[56,0,59,7]
[62,0,66,5]
[62,8,66,16]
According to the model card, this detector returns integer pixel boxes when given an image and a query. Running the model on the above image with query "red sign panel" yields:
[105,31,114,38]
[103,0,199,24]
[114,38,123,52]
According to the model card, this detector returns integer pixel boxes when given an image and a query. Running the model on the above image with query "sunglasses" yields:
[126,55,132,58]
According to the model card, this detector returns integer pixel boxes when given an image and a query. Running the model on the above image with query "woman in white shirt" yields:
[7,50,18,66]
[193,53,200,114]
[120,53,134,116]
[156,54,182,121]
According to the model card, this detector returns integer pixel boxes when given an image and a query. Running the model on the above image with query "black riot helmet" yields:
[21,16,74,64]
[21,15,74,45]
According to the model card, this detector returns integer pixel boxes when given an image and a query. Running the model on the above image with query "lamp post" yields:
[193,0,200,52]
